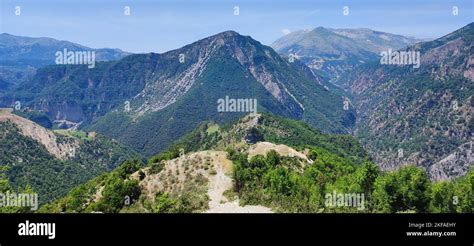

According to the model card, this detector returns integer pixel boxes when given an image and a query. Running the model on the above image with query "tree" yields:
[266,150,281,167]
[153,192,176,213]
[452,170,473,213]
[263,167,292,195]
[429,181,455,212]
[94,174,141,213]
[372,166,431,213]
[117,159,143,179]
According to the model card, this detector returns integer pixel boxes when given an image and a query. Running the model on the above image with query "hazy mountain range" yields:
[0,33,130,92]
[271,27,421,82]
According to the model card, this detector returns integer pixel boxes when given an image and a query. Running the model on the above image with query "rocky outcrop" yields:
[429,142,473,180]
[0,108,78,159]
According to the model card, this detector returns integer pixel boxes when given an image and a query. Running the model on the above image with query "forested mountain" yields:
[0,109,139,205]
[342,23,474,180]
[1,24,472,215]
[41,113,473,213]
[1,31,355,156]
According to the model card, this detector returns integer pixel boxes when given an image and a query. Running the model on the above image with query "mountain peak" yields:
[313,26,326,30]
[216,30,240,36]
[312,26,331,34]
[204,30,243,42]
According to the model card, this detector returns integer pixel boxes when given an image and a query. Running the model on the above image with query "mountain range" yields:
[1,31,355,157]
[0,33,130,92]
[40,113,473,213]
[0,23,472,211]
[343,23,474,180]
[271,27,421,83]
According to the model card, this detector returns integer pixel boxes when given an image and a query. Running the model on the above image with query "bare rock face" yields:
[135,34,224,115]
[429,142,473,180]
[134,31,304,117]
[0,108,78,159]
[463,53,474,81]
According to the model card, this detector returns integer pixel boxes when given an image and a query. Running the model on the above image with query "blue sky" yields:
[1,0,472,53]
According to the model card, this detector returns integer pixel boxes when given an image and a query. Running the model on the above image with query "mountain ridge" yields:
[40,113,473,213]
[0,33,131,90]
[271,27,421,82]
[345,22,474,180]
[0,109,140,204]
[2,30,355,156]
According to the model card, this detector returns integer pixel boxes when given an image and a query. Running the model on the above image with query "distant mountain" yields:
[346,23,474,180]
[271,27,420,83]
[0,109,139,204]
[2,31,355,156]
[0,33,131,90]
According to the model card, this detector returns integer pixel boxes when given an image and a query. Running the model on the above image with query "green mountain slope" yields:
[343,23,474,180]
[41,113,473,213]
[0,109,139,205]
[2,31,355,156]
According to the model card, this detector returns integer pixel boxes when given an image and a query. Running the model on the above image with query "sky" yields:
[1,0,473,53]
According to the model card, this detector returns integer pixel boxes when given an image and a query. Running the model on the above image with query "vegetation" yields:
[5,31,357,158]
[344,23,474,179]
[40,157,209,213]
[0,166,37,213]
[230,149,473,213]
[32,113,474,213]
[0,121,140,205]
[39,160,144,213]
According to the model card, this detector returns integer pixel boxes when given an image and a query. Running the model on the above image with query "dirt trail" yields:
[205,155,272,213]
[134,149,272,213]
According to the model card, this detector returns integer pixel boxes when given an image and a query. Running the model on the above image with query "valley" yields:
[0,23,472,213]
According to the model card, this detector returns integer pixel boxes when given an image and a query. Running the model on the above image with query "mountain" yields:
[271,27,420,83]
[41,113,473,213]
[1,31,356,156]
[40,113,370,213]
[0,108,139,205]
[0,33,131,90]
[345,23,474,180]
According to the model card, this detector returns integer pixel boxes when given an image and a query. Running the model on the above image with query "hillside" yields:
[2,31,355,156]
[41,113,473,213]
[0,109,139,205]
[271,27,419,83]
[343,23,474,180]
